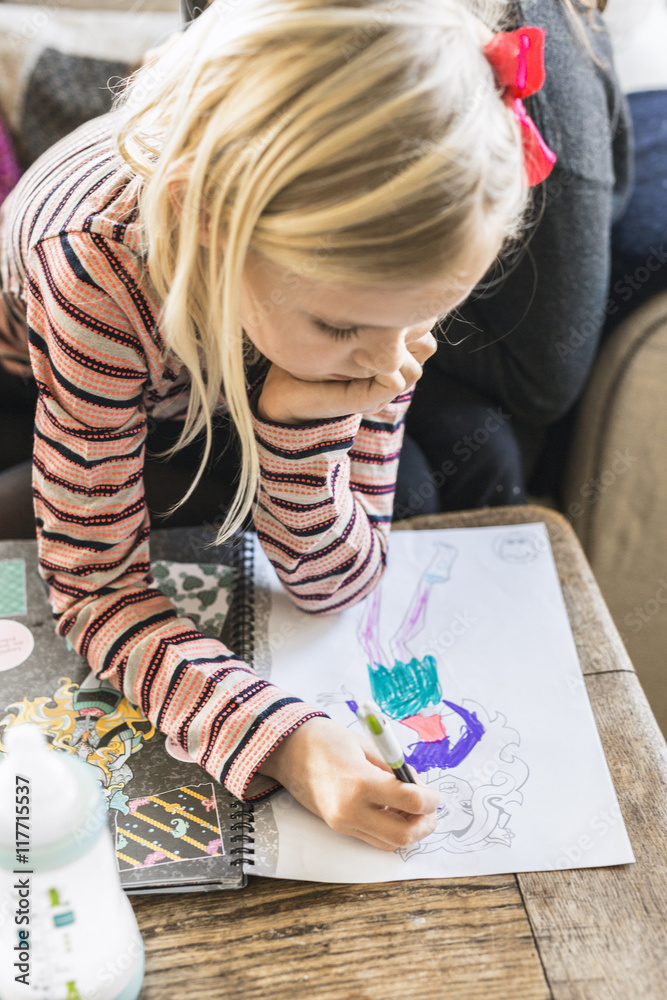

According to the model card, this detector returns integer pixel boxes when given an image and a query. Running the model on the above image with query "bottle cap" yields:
[0,723,107,871]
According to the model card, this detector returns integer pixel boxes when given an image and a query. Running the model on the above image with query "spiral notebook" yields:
[0,538,249,895]
[0,525,634,894]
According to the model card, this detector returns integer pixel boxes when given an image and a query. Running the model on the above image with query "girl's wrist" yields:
[256,391,296,424]
[256,717,325,784]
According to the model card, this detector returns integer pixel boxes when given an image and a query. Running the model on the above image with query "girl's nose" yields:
[352,329,407,375]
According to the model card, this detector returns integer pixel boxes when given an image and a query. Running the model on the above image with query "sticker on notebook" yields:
[0,672,156,810]
[0,559,27,617]
[113,782,224,871]
[165,734,197,764]
[0,620,34,671]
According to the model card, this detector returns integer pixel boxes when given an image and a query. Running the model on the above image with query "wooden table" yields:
[129,506,665,998]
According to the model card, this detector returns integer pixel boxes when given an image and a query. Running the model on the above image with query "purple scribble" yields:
[345,699,358,716]
[404,701,485,773]
[206,838,222,856]
[393,583,429,662]
[358,589,385,670]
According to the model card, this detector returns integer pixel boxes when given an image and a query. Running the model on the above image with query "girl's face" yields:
[436,777,474,834]
[239,237,500,382]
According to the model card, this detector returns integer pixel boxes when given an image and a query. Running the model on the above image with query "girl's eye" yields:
[313,320,359,341]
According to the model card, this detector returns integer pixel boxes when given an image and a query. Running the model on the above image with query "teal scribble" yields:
[369,655,442,719]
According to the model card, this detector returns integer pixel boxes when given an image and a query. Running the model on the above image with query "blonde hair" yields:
[113,0,528,543]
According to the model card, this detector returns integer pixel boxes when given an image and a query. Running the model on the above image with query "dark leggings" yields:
[604,91,667,335]
[395,365,525,520]
[400,88,667,513]
[0,378,247,539]
[0,366,38,538]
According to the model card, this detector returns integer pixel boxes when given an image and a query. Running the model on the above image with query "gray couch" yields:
[564,291,667,736]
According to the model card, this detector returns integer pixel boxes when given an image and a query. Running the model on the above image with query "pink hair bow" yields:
[483,26,557,186]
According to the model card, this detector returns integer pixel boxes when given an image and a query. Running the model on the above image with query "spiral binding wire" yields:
[228,803,256,867]
[227,532,257,869]
[230,531,255,669]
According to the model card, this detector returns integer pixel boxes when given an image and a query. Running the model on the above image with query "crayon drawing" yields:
[316,542,529,859]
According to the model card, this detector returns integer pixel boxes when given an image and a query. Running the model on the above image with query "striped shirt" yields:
[0,115,411,801]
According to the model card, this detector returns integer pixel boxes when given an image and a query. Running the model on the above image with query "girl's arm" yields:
[249,322,433,614]
[26,230,438,845]
[26,231,326,803]
[251,384,413,614]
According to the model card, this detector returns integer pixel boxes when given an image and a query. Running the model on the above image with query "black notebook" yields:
[0,530,257,894]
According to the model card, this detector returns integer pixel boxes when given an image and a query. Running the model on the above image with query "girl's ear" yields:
[165,160,212,247]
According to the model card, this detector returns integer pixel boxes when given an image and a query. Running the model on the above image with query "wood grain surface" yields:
[518,671,667,1000]
[134,875,549,999]
[133,506,667,1000]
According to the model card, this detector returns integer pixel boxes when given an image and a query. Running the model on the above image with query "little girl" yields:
[0,0,549,850]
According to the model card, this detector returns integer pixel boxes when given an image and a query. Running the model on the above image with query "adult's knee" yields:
[406,369,525,510]
[0,461,35,539]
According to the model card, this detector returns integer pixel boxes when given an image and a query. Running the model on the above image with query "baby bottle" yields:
[0,724,144,1000]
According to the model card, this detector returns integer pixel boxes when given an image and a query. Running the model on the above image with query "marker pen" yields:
[356,699,417,784]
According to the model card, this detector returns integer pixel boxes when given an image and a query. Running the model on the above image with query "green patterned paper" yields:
[151,561,234,638]
[0,559,27,617]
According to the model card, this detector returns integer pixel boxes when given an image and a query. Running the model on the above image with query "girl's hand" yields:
[257,329,436,424]
[257,717,439,851]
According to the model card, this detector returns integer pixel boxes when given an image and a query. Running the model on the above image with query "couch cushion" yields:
[0,3,180,166]
[4,1,177,10]
[0,111,21,206]
[564,291,667,735]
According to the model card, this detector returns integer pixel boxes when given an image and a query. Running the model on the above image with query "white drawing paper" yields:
[250,523,635,882]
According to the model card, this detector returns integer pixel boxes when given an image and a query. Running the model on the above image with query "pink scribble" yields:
[206,839,222,856]
[128,797,151,814]
[401,714,447,742]
[202,796,215,812]
[142,851,167,867]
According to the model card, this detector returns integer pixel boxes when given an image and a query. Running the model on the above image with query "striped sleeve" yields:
[26,231,325,801]
[252,387,413,613]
